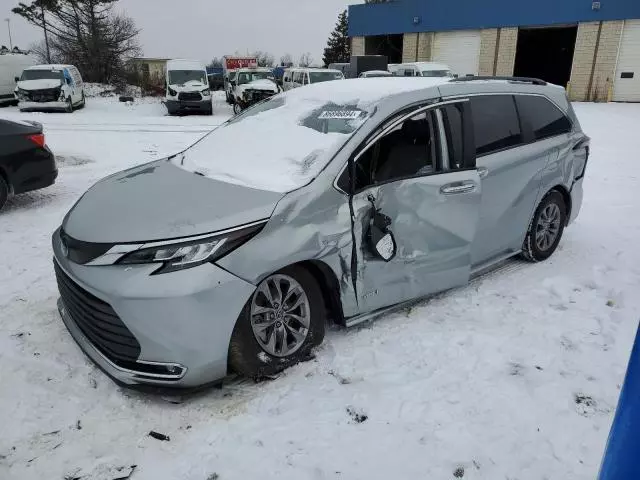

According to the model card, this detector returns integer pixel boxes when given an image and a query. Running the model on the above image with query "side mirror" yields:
[367,204,396,262]
[15,76,20,82]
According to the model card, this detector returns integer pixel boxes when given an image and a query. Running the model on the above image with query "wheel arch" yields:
[548,184,572,225]
[294,260,345,326]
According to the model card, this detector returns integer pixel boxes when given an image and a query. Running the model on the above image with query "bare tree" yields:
[208,57,223,68]
[251,50,275,67]
[13,0,140,83]
[298,52,313,67]
[279,53,293,67]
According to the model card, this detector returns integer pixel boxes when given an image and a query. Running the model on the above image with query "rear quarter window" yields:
[470,95,523,156]
[515,95,572,140]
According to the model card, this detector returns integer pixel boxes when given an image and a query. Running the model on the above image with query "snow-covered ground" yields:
[1,97,639,480]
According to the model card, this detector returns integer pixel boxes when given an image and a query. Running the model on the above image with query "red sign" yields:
[225,57,258,70]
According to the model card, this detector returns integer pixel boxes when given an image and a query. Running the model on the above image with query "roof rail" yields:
[450,76,547,86]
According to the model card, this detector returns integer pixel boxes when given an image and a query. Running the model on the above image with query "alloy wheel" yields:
[535,203,561,251]
[250,274,311,357]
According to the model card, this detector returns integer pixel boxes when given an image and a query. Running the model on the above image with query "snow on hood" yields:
[17,79,62,90]
[174,78,445,193]
[168,80,208,92]
[237,79,278,93]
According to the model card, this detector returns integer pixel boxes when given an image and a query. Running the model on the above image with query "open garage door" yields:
[432,30,481,77]
[614,20,640,102]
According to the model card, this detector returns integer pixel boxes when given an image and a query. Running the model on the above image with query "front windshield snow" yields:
[237,71,272,85]
[168,70,207,85]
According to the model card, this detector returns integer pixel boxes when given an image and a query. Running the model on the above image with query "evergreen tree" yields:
[322,10,350,66]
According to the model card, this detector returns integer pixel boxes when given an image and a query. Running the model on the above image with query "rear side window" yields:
[515,95,572,140]
[470,95,523,156]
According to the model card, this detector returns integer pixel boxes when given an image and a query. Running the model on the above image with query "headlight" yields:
[201,88,211,97]
[117,222,265,274]
[168,87,177,96]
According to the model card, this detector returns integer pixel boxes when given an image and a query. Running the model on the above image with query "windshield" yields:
[176,93,372,192]
[237,71,271,85]
[421,70,453,77]
[168,70,207,85]
[309,71,344,83]
[20,69,64,81]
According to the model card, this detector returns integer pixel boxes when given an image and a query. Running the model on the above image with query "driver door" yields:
[343,100,482,313]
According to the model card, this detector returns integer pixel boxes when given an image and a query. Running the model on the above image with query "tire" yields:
[65,97,73,113]
[229,266,326,379]
[233,102,242,115]
[0,175,8,212]
[521,190,567,262]
[78,92,86,109]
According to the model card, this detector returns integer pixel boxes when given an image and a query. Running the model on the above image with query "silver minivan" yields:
[52,77,589,388]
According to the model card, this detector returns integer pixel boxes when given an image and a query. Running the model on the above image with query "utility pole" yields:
[4,18,12,50]
[40,4,51,63]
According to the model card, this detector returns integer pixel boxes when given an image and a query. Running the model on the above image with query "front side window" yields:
[403,68,414,77]
[515,95,572,140]
[168,70,207,85]
[421,70,452,78]
[345,110,440,191]
[470,95,523,156]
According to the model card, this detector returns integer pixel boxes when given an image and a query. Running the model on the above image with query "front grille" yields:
[54,261,141,366]
[26,88,61,102]
[178,91,202,101]
[60,229,113,265]
[246,90,275,102]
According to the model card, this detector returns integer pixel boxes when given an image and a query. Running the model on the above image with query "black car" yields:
[0,118,58,211]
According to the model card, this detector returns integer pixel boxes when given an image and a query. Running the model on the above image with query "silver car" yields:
[52,76,589,388]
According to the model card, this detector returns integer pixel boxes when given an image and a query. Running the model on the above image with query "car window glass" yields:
[470,95,523,156]
[347,110,440,191]
[515,95,572,140]
[440,104,465,169]
[404,68,414,77]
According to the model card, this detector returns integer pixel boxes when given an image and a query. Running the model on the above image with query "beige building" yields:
[128,57,171,88]
[348,1,640,102]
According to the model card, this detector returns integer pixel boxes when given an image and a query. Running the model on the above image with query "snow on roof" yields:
[26,64,73,70]
[175,77,447,193]
[166,59,206,70]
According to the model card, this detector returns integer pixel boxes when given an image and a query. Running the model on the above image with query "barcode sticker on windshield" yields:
[318,110,362,120]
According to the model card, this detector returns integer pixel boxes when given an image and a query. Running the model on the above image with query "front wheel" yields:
[229,266,326,379]
[521,190,567,262]
[233,102,243,115]
[0,175,8,212]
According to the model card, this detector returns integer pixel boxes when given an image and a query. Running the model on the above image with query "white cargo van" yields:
[165,59,212,115]
[0,52,37,106]
[16,64,85,112]
[282,68,344,91]
[393,62,454,78]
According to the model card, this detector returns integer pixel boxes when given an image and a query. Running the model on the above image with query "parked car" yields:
[15,64,85,113]
[282,68,344,91]
[359,70,394,78]
[230,67,279,114]
[223,56,258,104]
[394,62,453,78]
[165,59,212,115]
[0,51,37,107]
[0,119,57,211]
[52,76,589,388]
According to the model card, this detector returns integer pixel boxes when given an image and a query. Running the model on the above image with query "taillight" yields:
[27,133,46,148]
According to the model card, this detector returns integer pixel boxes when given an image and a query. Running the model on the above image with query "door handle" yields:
[440,181,477,195]
[478,167,489,178]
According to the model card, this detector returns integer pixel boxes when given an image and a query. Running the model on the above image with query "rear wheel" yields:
[0,175,9,212]
[65,97,73,113]
[78,92,86,109]
[229,266,326,379]
[521,190,567,262]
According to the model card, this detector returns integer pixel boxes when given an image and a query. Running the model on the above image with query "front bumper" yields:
[52,228,256,388]
[165,99,212,113]
[19,100,68,112]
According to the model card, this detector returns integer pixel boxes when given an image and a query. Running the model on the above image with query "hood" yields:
[237,79,278,93]
[168,80,208,92]
[17,79,62,90]
[62,160,283,243]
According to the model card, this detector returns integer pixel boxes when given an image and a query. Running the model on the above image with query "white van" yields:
[282,68,344,91]
[393,62,454,78]
[16,64,85,112]
[0,52,37,106]
[165,59,212,115]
